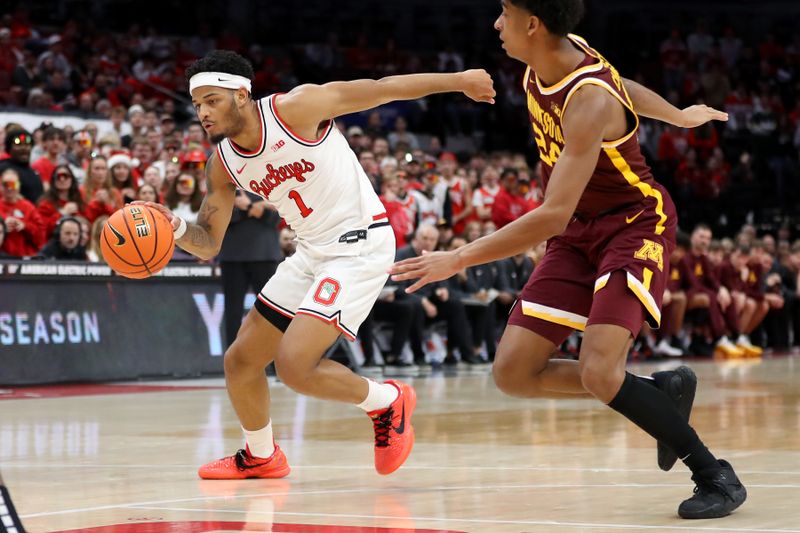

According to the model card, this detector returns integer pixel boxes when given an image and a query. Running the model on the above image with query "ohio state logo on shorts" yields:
[313,277,341,306]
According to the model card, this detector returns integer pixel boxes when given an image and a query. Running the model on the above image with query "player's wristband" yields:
[173,217,187,240]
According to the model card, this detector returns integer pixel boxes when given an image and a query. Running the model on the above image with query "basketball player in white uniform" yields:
[138,50,495,479]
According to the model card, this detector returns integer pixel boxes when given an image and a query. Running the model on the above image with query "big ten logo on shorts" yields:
[130,206,151,237]
[313,278,341,306]
[634,239,664,272]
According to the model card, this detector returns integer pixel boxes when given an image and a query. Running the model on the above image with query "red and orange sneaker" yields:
[198,444,291,480]
[368,379,417,475]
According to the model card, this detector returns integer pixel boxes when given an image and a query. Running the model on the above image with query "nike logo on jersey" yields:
[236,164,247,174]
[218,78,230,82]
[626,210,644,224]
[108,223,126,246]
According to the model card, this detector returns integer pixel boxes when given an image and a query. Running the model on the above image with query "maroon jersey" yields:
[715,259,745,292]
[743,260,765,300]
[523,34,671,234]
[667,261,691,293]
[680,253,720,293]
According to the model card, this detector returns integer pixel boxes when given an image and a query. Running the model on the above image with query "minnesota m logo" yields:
[634,239,664,272]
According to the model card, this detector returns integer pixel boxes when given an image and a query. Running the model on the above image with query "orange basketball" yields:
[100,205,175,279]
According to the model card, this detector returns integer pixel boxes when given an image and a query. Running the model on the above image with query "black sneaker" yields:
[652,365,697,471]
[679,460,747,519]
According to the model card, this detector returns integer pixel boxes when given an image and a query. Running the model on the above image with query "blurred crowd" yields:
[2,6,800,364]
[636,20,800,232]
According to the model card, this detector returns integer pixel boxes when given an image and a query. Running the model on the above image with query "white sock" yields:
[243,422,275,459]
[356,378,399,412]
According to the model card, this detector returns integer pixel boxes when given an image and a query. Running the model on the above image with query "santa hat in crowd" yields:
[108,150,139,169]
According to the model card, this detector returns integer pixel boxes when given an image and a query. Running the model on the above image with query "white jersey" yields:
[216,94,387,245]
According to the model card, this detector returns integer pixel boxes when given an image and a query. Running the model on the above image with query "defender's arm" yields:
[622,77,728,128]
[391,85,617,293]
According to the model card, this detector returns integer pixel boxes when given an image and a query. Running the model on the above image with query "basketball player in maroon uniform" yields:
[391,0,746,519]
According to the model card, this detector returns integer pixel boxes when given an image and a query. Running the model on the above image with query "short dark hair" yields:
[42,126,66,142]
[508,0,585,37]
[186,50,255,83]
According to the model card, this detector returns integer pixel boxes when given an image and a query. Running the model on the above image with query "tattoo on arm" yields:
[185,223,213,248]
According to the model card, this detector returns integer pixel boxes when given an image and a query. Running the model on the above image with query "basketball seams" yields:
[147,232,175,273]
[121,207,153,277]
[145,207,159,264]
[102,225,144,270]
[102,206,176,278]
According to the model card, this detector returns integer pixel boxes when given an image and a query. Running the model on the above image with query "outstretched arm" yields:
[136,152,236,261]
[622,77,728,128]
[275,71,495,137]
[390,85,616,293]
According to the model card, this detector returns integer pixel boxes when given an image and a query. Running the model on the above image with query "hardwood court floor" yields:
[2,356,799,532]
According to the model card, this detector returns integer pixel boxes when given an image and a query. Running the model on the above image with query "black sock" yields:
[608,373,720,476]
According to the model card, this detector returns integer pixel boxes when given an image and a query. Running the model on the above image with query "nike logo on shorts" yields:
[626,210,644,224]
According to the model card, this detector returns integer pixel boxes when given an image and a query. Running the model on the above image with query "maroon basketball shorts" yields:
[509,201,677,345]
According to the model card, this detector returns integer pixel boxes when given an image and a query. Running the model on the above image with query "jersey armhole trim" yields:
[269,93,334,147]
[562,78,640,148]
[216,145,242,188]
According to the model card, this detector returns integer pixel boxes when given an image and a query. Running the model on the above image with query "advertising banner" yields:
[0,262,227,384]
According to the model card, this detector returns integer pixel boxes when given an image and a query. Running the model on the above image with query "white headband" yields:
[189,72,252,93]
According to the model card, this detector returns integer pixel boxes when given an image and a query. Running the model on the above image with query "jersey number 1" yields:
[288,190,314,218]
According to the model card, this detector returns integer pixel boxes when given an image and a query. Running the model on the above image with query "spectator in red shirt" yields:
[491,168,535,229]
[82,156,122,223]
[472,165,501,222]
[0,168,45,257]
[675,149,706,191]
[0,215,11,258]
[687,122,719,161]
[37,164,87,239]
[31,126,67,186]
[660,28,688,92]
[108,151,138,204]
[379,173,412,249]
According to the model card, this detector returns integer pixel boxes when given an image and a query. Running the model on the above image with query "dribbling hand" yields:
[460,69,496,104]
[129,201,181,231]
[680,105,728,128]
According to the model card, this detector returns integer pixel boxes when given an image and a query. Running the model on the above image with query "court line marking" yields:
[20,482,799,519]
[6,463,800,476]
[123,506,800,533]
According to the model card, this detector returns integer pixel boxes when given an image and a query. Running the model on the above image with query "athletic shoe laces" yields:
[372,407,395,448]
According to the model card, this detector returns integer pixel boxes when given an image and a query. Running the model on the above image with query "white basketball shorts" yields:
[256,224,395,340]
